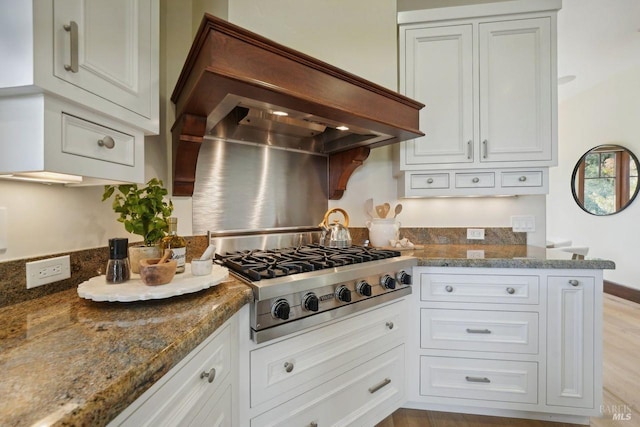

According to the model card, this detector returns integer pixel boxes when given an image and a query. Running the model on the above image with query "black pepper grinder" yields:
[106,238,131,284]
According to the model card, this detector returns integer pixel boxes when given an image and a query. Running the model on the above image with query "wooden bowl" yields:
[139,258,177,286]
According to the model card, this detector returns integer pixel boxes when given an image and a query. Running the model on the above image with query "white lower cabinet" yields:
[109,310,240,427]
[406,267,603,424]
[240,299,408,427]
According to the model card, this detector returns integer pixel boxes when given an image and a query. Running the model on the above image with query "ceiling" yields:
[557,0,640,101]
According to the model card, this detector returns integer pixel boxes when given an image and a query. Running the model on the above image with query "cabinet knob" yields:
[506,287,515,294]
[284,361,294,373]
[200,368,216,383]
[445,285,453,293]
[426,178,434,184]
[386,321,394,330]
[308,422,318,427]
[519,176,527,182]
[97,136,116,149]
[63,21,79,73]
[472,177,480,183]
[568,279,580,287]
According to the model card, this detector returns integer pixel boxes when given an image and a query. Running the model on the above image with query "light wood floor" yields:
[377,293,640,427]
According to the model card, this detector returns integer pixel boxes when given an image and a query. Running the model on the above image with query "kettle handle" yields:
[323,208,349,228]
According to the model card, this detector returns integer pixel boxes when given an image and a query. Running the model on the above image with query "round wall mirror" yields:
[571,144,640,215]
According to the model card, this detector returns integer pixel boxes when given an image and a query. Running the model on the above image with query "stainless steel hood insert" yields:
[171,14,424,199]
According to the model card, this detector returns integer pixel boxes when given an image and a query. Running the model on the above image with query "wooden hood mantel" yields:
[170,14,424,199]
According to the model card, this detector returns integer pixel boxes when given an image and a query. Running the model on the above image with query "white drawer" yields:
[501,171,543,187]
[420,356,538,404]
[115,324,232,427]
[252,345,404,427]
[410,173,450,189]
[421,309,539,354]
[250,300,403,408]
[421,273,539,304]
[455,172,495,188]
[62,113,135,166]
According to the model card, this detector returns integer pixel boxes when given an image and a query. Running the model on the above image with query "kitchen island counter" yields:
[0,275,252,427]
[411,244,615,269]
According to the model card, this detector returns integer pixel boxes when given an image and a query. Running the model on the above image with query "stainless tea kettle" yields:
[319,208,352,248]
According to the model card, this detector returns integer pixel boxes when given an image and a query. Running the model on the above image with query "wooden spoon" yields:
[381,202,391,218]
[159,249,173,264]
[393,203,403,218]
[365,198,374,219]
[375,205,386,218]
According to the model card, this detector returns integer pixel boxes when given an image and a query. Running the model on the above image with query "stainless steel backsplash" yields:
[192,138,328,234]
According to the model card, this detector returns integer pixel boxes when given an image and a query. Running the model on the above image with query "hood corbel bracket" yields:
[329,147,371,199]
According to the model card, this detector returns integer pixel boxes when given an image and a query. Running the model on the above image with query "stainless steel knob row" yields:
[519,176,527,182]
[200,368,216,383]
[569,279,580,287]
[472,177,480,183]
[386,321,394,330]
[427,178,434,184]
[284,361,294,373]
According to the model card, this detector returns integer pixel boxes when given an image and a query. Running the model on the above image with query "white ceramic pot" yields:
[128,245,162,274]
[365,218,400,248]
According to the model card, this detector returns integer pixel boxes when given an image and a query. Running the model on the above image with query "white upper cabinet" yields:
[397,1,560,197]
[0,0,158,184]
[52,0,155,122]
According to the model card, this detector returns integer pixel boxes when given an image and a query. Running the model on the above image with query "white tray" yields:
[77,263,229,302]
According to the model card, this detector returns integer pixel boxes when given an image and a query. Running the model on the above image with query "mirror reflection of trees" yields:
[572,145,640,216]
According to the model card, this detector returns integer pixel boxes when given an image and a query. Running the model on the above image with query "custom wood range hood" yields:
[171,14,424,199]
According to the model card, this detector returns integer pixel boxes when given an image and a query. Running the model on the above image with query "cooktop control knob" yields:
[356,280,372,297]
[396,270,412,285]
[380,274,396,290]
[335,285,352,303]
[303,293,319,312]
[271,299,291,320]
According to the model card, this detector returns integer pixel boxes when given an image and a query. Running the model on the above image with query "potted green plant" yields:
[102,178,174,273]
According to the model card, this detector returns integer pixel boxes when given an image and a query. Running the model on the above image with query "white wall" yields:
[548,66,640,288]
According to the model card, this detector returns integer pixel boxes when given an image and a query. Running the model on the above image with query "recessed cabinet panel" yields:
[53,0,153,118]
[501,170,543,187]
[455,172,495,188]
[421,273,539,304]
[403,25,473,165]
[479,18,552,163]
[411,173,450,189]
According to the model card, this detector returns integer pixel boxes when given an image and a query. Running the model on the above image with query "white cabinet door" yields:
[53,0,153,119]
[478,18,553,163]
[402,25,474,166]
[546,275,595,409]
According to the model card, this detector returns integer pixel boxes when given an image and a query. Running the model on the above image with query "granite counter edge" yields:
[417,258,616,269]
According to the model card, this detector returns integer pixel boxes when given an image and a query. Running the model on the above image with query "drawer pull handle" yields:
[284,361,294,373]
[368,378,391,394]
[506,287,515,294]
[97,136,116,149]
[200,368,216,383]
[445,285,453,293]
[466,328,491,334]
[568,279,580,287]
[386,321,394,330]
[63,21,79,73]
[482,140,488,158]
[427,178,434,184]
[308,422,318,427]
[519,176,527,182]
[472,177,480,183]
[467,140,473,159]
[465,376,491,383]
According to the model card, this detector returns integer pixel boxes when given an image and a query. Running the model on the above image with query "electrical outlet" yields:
[511,215,536,232]
[466,250,485,259]
[26,255,71,289]
[466,228,485,240]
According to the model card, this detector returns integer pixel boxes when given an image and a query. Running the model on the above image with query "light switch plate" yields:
[512,215,536,232]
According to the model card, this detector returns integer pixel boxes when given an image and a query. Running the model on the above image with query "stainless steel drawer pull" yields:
[466,328,491,334]
[467,140,473,159]
[465,376,490,383]
[445,285,454,293]
[472,177,480,183]
[368,378,391,394]
[506,287,515,294]
[97,136,115,149]
[519,176,527,182]
[284,361,294,373]
[568,279,580,287]
[426,178,434,184]
[386,321,394,330]
[482,140,488,158]
[200,368,216,383]
[63,21,79,73]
